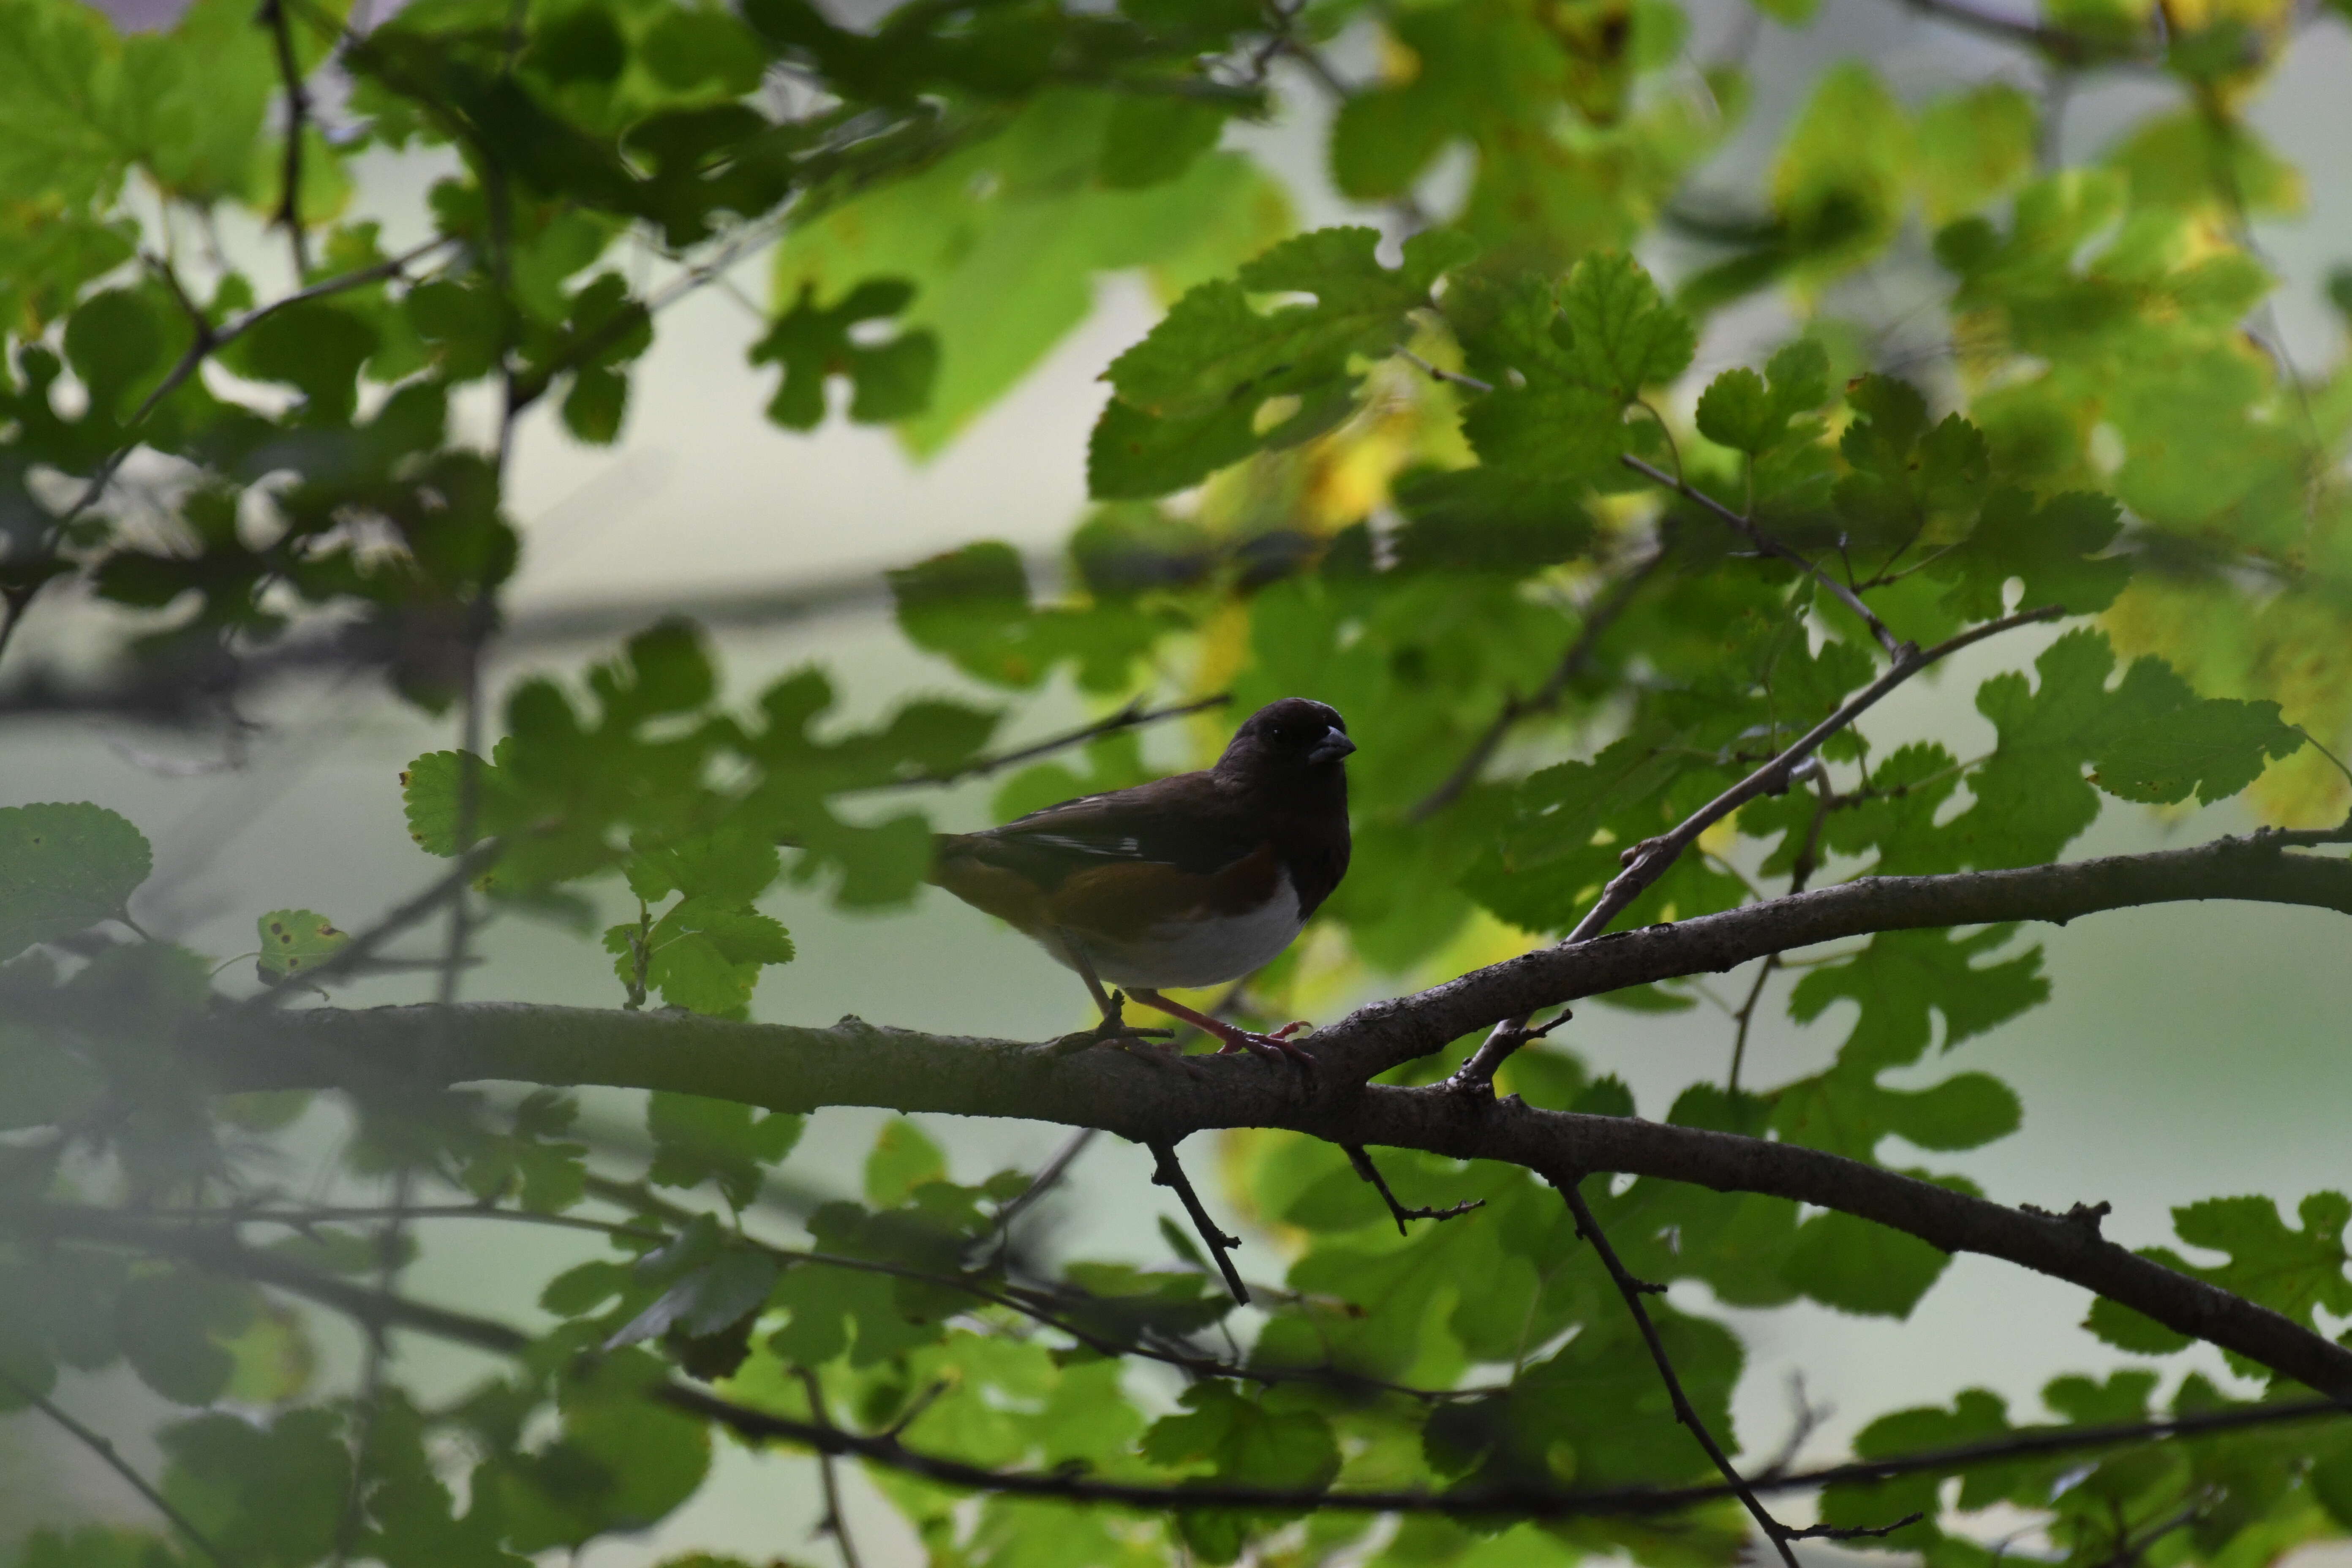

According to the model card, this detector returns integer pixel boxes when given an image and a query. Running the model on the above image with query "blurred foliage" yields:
[4,0,2352,1562]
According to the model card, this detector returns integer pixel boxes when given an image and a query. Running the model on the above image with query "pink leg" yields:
[1130,989,1316,1072]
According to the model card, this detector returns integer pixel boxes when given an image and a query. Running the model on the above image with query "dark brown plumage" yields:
[931,697,1354,1063]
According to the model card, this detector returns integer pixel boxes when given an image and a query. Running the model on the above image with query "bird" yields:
[928,697,1354,1067]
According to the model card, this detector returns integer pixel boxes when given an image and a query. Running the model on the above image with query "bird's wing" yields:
[948,773,1258,887]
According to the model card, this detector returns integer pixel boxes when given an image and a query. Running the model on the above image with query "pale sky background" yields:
[6,1,2352,1563]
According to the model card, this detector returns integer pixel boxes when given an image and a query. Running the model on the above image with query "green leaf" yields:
[2085,1281,2196,1354]
[1787,927,2047,1075]
[1784,1180,1968,1317]
[119,1271,254,1406]
[865,1117,948,1206]
[1098,94,1227,189]
[0,0,128,209]
[254,909,350,982]
[1820,1389,2009,1536]
[1386,467,1594,574]
[1832,374,1990,562]
[749,278,939,430]
[1455,253,1691,484]
[605,1247,780,1350]
[1141,1382,1342,1499]
[1772,61,1914,272]
[561,364,629,444]
[775,89,1291,457]
[161,1408,350,1568]
[646,1093,805,1210]
[1556,250,1696,400]
[2091,697,2305,805]
[1953,629,2190,868]
[118,0,278,205]
[1089,225,1473,497]
[400,751,499,858]
[1694,339,1827,456]
[0,803,153,961]
[493,1353,709,1551]
[1937,487,2129,620]
[2172,1191,2352,1328]
[1915,84,2037,223]
[887,541,1171,691]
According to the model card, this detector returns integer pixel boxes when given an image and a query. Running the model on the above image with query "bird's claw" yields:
[1215,1024,1318,1083]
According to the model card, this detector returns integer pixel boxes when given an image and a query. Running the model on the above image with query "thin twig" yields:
[1756,1372,1829,1480]
[259,0,313,277]
[1395,348,1495,395]
[1453,602,2062,1090]
[1729,773,1829,1092]
[856,695,1230,794]
[1893,0,2159,65]
[1345,1145,1484,1235]
[1788,1512,1927,1541]
[1148,1139,1250,1305]
[1408,548,1667,822]
[793,1369,866,1568]
[990,1126,1099,1243]
[1557,1178,1799,1568]
[52,235,458,529]
[1622,454,1905,659]
[0,1369,235,1567]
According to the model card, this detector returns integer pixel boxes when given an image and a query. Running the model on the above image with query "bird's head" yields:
[1217,697,1355,787]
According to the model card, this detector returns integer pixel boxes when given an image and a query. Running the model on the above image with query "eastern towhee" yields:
[931,697,1354,1066]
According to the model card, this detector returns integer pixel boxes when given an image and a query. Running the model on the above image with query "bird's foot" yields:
[1045,990,1177,1056]
[1210,1020,1318,1079]
[1126,990,1317,1085]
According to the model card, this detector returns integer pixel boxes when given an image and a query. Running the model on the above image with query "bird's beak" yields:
[1309,728,1356,765]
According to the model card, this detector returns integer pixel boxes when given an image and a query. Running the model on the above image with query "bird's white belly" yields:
[1068,874,1306,991]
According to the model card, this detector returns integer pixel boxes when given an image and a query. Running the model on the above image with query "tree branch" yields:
[1888,0,2159,65]
[49,235,458,531]
[31,1214,2346,1522]
[793,1368,866,1568]
[1345,1145,1485,1235]
[1150,1138,1251,1304]
[0,1369,235,1568]
[87,1195,1483,1401]
[1557,1179,1798,1567]
[174,835,2352,1396]
[259,0,313,278]
[1451,602,2062,1090]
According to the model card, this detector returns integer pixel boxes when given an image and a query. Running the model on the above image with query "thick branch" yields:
[176,836,2352,1396]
